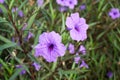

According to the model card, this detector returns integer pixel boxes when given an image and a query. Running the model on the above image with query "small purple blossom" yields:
[37,0,44,7]
[0,64,2,68]
[34,31,66,62]
[79,45,86,55]
[16,65,26,75]
[0,0,4,4]
[27,32,34,40]
[56,0,66,6]
[12,7,18,12]
[32,62,41,71]
[12,7,24,18]
[68,43,74,54]
[66,12,89,41]
[0,8,2,13]
[79,60,89,68]
[108,8,120,19]
[107,71,113,78]
[80,4,86,10]
[74,53,80,64]
[59,6,67,12]
[18,10,24,17]
[22,23,27,30]
[65,0,77,9]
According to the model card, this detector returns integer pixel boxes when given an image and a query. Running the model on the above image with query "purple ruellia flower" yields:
[22,23,27,30]
[34,31,66,62]
[79,4,86,10]
[27,32,34,40]
[56,0,66,6]
[107,71,113,78]
[0,0,4,4]
[0,8,2,13]
[12,7,24,17]
[37,0,44,7]
[108,8,120,19]
[32,62,41,71]
[79,45,86,55]
[18,10,24,17]
[0,64,2,68]
[68,43,74,54]
[74,53,80,64]
[59,6,67,12]
[12,7,18,12]
[16,65,26,75]
[66,12,88,41]
[65,0,77,9]
[79,60,89,68]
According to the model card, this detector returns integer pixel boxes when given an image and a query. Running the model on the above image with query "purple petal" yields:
[32,62,41,71]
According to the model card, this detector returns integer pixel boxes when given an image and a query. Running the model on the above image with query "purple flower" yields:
[66,12,88,41]
[27,32,34,40]
[107,71,113,78]
[32,62,41,71]
[22,23,27,30]
[79,45,86,55]
[18,10,24,17]
[12,7,18,12]
[59,6,67,12]
[37,0,44,7]
[109,8,120,19]
[56,0,66,6]
[65,0,77,9]
[79,60,89,68]
[74,53,80,64]
[34,31,66,62]
[68,43,74,54]
[12,7,24,17]
[0,0,4,4]
[80,4,86,10]
[0,64,2,68]
[0,8,2,13]
[16,65,26,75]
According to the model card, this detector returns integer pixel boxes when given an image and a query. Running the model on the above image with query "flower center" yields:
[48,44,54,51]
[113,12,117,15]
[75,25,80,32]
[69,1,72,4]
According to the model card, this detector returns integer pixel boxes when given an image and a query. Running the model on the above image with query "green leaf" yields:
[0,35,12,43]
[0,42,17,51]
[9,67,24,80]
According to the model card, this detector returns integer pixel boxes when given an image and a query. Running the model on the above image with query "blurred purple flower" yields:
[68,43,74,54]
[109,8,120,19]
[79,45,86,55]
[74,53,80,64]
[59,6,67,12]
[12,7,24,17]
[0,64,2,68]
[22,23,27,30]
[37,0,44,7]
[80,4,86,10]
[0,0,4,4]
[32,62,41,71]
[12,7,18,12]
[79,60,89,68]
[107,71,113,78]
[16,65,26,75]
[65,0,77,9]
[56,0,66,6]
[66,12,88,41]
[34,31,66,62]
[0,8,2,13]
[18,10,24,17]
[27,32,34,40]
